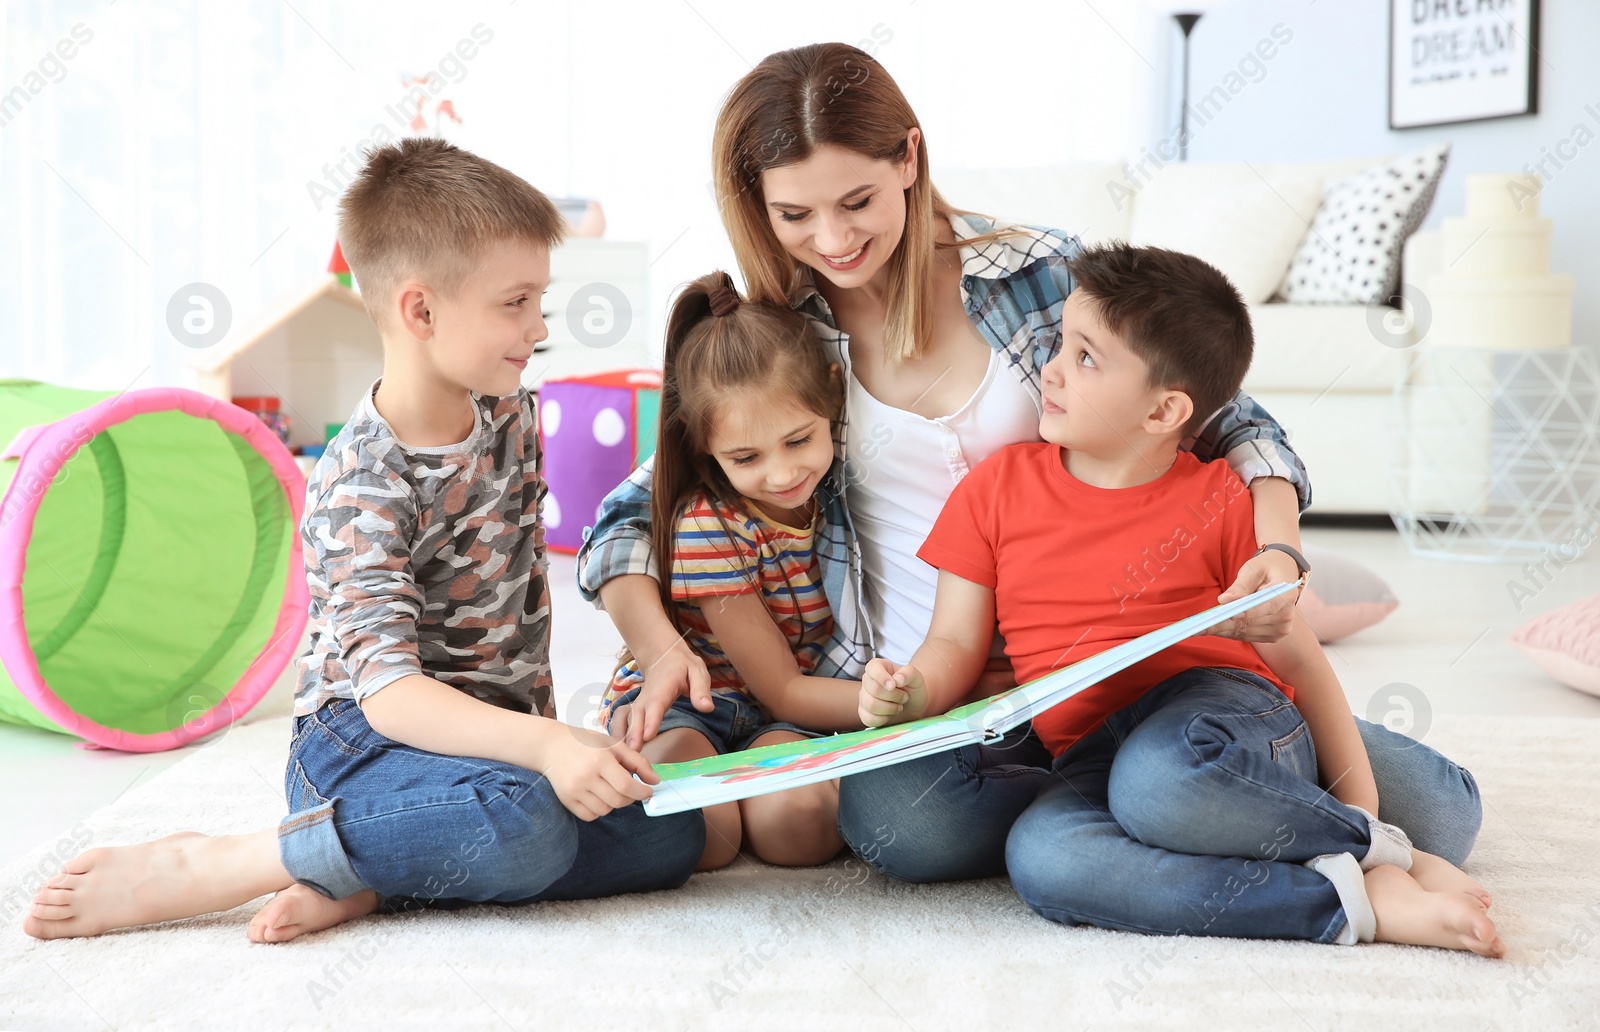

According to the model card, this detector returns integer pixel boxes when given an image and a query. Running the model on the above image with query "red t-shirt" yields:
[918,443,1292,756]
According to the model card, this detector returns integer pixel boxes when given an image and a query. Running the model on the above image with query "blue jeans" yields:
[838,668,1482,942]
[279,698,704,913]
[602,686,819,752]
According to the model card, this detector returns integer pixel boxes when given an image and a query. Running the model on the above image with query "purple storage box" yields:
[537,369,663,554]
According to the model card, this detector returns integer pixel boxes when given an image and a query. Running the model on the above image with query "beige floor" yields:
[5,712,1594,1031]
[2,526,1596,868]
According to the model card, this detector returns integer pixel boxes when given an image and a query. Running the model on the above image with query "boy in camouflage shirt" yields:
[23,139,703,943]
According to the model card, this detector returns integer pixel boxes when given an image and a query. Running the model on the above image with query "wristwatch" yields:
[1254,542,1311,593]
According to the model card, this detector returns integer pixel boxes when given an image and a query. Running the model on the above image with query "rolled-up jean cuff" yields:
[278,800,370,901]
[1306,851,1375,945]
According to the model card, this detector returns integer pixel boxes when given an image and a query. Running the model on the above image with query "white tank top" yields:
[845,349,1041,663]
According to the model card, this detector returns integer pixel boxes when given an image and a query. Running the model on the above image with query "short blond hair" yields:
[337,138,565,327]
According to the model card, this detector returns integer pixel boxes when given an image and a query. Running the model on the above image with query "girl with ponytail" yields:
[599,271,861,871]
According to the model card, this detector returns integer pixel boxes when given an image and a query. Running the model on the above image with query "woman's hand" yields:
[1209,548,1305,643]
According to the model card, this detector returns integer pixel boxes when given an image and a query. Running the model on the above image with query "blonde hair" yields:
[337,138,565,328]
[712,43,1007,363]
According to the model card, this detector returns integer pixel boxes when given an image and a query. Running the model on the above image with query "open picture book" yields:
[641,579,1304,816]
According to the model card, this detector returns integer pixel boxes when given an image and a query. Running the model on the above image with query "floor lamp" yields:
[1174,12,1202,161]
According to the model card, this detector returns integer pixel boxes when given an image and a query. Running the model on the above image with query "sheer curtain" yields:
[5,2,298,389]
[0,1,1155,392]
[0,1,540,392]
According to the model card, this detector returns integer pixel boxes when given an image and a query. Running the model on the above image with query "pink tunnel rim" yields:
[0,387,308,753]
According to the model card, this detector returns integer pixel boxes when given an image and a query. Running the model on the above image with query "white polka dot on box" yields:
[592,406,626,448]
[536,369,663,554]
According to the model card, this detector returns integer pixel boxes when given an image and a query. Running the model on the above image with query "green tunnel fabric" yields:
[0,380,302,745]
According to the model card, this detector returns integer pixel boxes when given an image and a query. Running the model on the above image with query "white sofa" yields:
[935,160,1433,516]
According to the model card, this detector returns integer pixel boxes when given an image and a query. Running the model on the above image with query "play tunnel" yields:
[0,381,307,752]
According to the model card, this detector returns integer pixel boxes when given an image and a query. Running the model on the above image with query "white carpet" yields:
[1,715,1596,1032]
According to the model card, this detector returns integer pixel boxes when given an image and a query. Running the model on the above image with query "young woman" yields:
[579,43,1482,880]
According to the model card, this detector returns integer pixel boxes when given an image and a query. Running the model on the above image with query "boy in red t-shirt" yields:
[856,243,1503,956]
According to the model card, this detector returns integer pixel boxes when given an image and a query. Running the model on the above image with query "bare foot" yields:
[1409,849,1491,909]
[1365,865,1505,958]
[247,884,379,943]
[23,829,291,940]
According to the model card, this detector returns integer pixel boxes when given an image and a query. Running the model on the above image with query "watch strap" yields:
[1256,542,1311,577]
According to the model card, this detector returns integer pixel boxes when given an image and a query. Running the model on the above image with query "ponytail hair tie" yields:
[707,278,741,317]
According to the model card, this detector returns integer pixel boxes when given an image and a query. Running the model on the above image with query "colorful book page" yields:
[642,716,976,815]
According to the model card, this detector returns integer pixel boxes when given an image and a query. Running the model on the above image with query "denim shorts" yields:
[602,686,820,753]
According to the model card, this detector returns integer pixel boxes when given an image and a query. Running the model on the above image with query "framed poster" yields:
[1389,0,1540,129]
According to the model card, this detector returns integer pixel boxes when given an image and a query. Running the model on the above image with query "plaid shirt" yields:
[577,215,1311,680]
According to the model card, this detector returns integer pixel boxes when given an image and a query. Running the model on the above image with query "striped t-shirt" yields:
[605,491,834,700]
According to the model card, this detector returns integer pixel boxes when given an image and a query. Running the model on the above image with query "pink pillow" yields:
[1298,545,1399,643]
[1511,595,1600,698]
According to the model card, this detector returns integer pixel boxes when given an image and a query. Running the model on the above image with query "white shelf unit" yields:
[527,239,656,386]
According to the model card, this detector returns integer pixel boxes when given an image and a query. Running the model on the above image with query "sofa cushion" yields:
[1125,161,1370,304]
[1245,302,1409,393]
[1279,143,1451,304]
[932,162,1134,246]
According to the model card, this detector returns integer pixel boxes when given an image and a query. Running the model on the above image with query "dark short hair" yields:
[1067,242,1253,433]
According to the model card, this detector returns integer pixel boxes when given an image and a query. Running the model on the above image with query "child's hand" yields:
[1212,549,1304,642]
[542,727,657,821]
[859,658,927,728]
[616,674,711,751]
[632,643,715,744]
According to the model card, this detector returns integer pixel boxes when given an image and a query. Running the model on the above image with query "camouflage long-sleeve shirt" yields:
[292,383,554,720]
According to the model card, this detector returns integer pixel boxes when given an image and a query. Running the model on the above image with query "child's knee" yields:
[836,763,933,854]
[1104,719,1199,830]
[460,777,580,899]
[1358,718,1483,866]
[1005,811,1097,921]
[744,788,841,867]
[696,803,742,871]
[1428,763,1483,867]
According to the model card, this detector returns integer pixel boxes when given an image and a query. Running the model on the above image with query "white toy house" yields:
[184,275,382,454]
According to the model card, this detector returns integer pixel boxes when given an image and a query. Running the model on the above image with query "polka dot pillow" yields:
[1512,595,1600,699]
[1278,143,1450,305]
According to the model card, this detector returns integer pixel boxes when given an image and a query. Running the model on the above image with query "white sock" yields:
[1305,852,1375,945]
[1350,805,1413,872]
